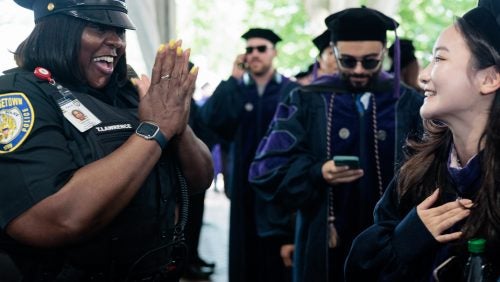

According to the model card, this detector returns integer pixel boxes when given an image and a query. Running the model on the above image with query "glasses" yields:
[334,47,383,70]
[245,45,270,54]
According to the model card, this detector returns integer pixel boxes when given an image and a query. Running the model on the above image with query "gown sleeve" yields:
[344,178,440,281]
[199,77,243,141]
[249,89,327,210]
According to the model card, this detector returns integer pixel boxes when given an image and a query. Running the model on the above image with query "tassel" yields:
[328,216,339,248]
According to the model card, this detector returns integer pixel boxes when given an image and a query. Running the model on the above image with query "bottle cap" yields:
[468,238,486,254]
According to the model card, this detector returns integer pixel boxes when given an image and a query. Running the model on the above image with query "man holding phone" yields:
[200,28,297,282]
[249,7,424,282]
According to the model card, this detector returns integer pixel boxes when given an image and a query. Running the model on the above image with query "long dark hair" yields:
[14,14,128,87]
[397,17,500,258]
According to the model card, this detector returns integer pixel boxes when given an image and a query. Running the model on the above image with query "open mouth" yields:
[424,89,436,97]
[92,56,115,74]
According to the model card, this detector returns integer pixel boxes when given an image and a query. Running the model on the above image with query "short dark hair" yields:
[14,14,128,87]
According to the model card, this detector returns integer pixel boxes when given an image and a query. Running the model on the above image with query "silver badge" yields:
[339,128,350,139]
[244,102,254,112]
[377,130,387,141]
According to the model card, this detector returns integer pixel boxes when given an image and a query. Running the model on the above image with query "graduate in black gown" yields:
[249,7,424,282]
[345,1,500,280]
[199,28,297,282]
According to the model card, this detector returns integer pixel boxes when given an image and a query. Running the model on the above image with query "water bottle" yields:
[463,238,494,282]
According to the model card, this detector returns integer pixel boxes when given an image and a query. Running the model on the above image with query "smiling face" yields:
[334,41,385,91]
[79,23,126,89]
[419,25,487,124]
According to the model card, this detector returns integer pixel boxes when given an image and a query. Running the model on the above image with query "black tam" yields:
[325,6,398,43]
[241,28,282,44]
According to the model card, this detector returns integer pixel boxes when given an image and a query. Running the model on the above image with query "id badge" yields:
[32,67,101,132]
[58,97,101,132]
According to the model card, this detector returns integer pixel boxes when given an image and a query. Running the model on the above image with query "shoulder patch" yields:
[0,92,35,154]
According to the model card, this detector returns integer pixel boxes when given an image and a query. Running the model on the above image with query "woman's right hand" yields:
[137,40,198,140]
[417,189,472,243]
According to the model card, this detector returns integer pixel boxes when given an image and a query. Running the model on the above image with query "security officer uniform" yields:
[0,1,184,281]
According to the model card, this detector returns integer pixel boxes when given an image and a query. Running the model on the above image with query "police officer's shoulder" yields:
[0,68,54,99]
[1,68,40,89]
[0,68,39,154]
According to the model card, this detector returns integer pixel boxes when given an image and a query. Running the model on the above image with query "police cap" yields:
[312,30,331,54]
[241,28,282,44]
[14,0,136,30]
[325,6,398,43]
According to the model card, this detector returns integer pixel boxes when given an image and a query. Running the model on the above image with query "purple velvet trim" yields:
[255,131,297,158]
[211,144,223,175]
[310,73,342,85]
[312,61,319,80]
[274,102,298,121]
[447,149,482,198]
[393,21,401,98]
[249,155,289,181]
[250,130,297,180]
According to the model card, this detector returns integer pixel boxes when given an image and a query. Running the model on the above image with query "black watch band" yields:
[135,121,168,149]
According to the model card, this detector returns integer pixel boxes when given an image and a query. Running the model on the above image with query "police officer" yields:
[0,0,213,281]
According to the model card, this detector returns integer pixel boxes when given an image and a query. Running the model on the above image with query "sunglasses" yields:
[334,47,383,70]
[245,45,270,54]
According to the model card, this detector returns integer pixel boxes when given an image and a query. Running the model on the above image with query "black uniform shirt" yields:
[0,68,178,277]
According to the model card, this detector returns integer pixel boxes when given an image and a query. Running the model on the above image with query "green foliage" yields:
[396,0,476,65]
[180,0,479,79]
[243,0,316,76]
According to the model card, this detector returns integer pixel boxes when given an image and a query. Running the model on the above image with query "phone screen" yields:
[333,155,360,169]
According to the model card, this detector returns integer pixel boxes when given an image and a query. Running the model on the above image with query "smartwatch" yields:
[135,121,168,149]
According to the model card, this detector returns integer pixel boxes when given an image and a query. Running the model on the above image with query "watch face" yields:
[137,122,159,138]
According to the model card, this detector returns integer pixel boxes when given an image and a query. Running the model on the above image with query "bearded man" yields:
[249,7,424,282]
[199,28,297,282]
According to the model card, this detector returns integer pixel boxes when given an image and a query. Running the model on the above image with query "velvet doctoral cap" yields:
[312,30,331,54]
[325,6,398,43]
[241,28,282,44]
[14,0,136,29]
[478,0,500,25]
[388,39,416,71]
[462,0,500,53]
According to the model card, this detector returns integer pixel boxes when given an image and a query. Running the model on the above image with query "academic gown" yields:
[199,72,297,282]
[344,148,500,281]
[249,72,424,282]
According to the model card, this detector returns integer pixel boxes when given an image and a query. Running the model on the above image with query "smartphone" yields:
[333,155,360,169]
[237,57,248,70]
